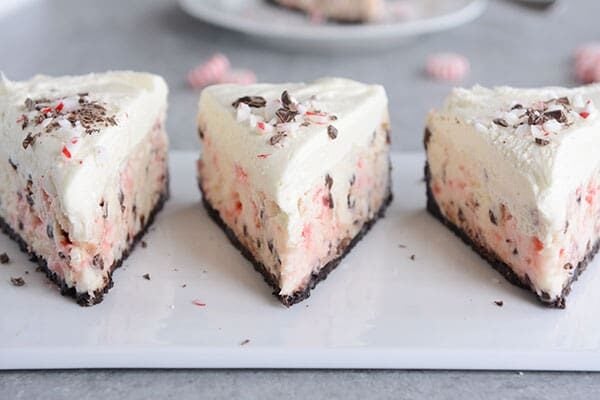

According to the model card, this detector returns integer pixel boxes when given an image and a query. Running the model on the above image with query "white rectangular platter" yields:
[2,152,600,370]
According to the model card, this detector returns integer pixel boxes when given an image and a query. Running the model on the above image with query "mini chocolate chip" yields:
[327,125,338,140]
[489,210,498,226]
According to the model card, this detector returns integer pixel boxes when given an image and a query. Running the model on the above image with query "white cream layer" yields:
[198,77,389,216]
[0,71,168,243]
[427,84,600,241]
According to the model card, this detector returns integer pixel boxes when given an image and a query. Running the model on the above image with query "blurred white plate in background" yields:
[179,0,488,51]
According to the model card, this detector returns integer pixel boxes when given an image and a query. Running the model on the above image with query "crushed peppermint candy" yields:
[232,91,338,147]
[18,94,118,156]
[490,96,597,146]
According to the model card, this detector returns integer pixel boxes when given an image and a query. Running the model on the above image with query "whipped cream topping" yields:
[198,78,389,214]
[0,71,168,242]
[428,84,600,239]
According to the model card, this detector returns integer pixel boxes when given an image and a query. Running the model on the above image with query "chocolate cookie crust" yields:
[424,161,598,309]
[200,179,393,307]
[0,188,169,307]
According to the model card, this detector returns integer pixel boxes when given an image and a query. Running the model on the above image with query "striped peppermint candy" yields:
[425,52,470,82]
[187,53,231,89]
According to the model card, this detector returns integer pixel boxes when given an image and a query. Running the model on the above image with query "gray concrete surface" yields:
[1,0,600,398]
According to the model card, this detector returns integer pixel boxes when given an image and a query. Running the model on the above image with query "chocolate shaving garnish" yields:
[8,158,17,171]
[281,90,292,107]
[10,277,25,287]
[275,108,297,123]
[534,137,550,146]
[269,132,286,146]
[494,300,504,307]
[46,224,54,239]
[327,125,338,140]
[142,273,151,280]
[493,118,509,127]
[240,339,251,346]
[20,114,29,129]
[543,109,567,123]
[325,174,333,190]
[22,132,39,149]
[511,103,523,110]
[232,96,266,109]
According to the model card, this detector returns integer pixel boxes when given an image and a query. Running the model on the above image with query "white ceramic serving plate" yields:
[2,152,600,370]
[178,0,488,51]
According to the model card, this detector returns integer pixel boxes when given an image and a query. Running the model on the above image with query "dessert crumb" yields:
[181,284,187,288]
[141,240,147,249]
[0,252,10,264]
[142,273,151,281]
[494,300,504,307]
[410,254,416,261]
[10,277,25,287]
[240,339,250,346]
[398,244,407,249]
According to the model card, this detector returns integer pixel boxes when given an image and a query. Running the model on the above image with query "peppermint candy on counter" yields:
[574,42,600,84]
[425,52,470,82]
[188,53,257,89]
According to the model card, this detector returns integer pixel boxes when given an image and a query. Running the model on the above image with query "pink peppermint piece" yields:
[219,69,257,85]
[425,53,470,82]
[574,43,600,84]
[187,53,231,89]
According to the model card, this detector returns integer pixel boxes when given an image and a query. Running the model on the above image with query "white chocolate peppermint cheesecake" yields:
[198,78,391,306]
[426,84,600,308]
[272,0,383,22]
[0,71,169,306]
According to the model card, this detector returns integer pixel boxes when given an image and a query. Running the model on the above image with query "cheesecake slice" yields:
[272,0,383,22]
[197,78,392,306]
[425,84,600,308]
[0,72,169,306]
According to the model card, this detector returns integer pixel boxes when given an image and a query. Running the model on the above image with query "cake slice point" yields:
[425,84,600,308]
[0,71,169,306]
[197,78,392,306]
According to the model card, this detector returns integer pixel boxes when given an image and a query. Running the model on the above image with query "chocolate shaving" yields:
[232,96,266,109]
[22,132,39,149]
[275,108,297,124]
[543,109,567,123]
[0,252,9,264]
[269,132,286,146]
[142,273,151,280]
[325,174,333,190]
[327,125,338,140]
[8,158,17,171]
[494,300,504,307]
[493,118,509,127]
[534,137,550,146]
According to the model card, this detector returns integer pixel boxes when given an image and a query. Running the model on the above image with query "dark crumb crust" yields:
[424,128,599,309]
[200,179,393,307]
[0,186,169,307]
